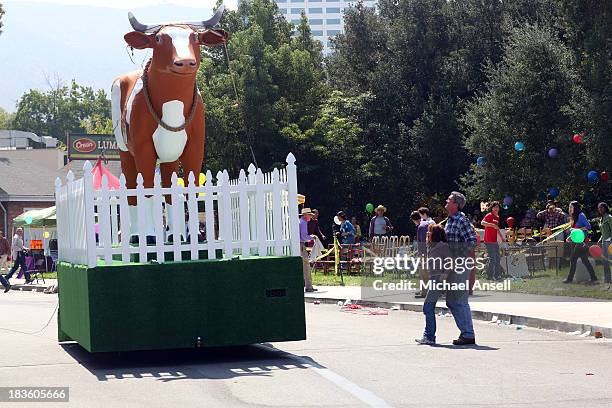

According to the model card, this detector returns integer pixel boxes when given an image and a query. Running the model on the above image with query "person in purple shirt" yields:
[299,208,317,292]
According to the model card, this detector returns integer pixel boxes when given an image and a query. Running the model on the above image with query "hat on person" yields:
[375,205,386,213]
[300,208,314,216]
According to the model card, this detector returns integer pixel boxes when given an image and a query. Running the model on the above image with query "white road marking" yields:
[259,345,392,407]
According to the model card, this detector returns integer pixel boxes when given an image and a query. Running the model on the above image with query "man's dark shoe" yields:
[562,279,572,284]
[586,279,598,285]
[414,291,426,299]
[25,279,34,285]
[305,288,318,293]
[4,285,10,293]
[453,336,476,346]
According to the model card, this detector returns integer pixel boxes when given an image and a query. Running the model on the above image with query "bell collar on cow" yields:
[128,4,225,34]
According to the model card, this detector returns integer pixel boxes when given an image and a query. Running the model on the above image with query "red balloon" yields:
[601,171,609,182]
[589,245,603,258]
[507,217,515,228]
[572,134,583,144]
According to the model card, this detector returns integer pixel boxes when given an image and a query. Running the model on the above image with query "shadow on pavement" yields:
[61,342,313,382]
[430,343,499,350]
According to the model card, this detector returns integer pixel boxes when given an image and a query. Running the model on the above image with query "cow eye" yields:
[155,34,162,44]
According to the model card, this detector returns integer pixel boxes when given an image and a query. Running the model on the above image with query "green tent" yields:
[13,206,57,228]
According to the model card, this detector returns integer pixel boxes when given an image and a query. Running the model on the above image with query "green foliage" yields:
[0,106,13,129]
[0,2,4,35]
[461,25,590,209]
[12,80,110,142]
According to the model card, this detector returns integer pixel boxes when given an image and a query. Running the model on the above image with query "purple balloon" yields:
[503,196,513,206]
[548,148,558,158]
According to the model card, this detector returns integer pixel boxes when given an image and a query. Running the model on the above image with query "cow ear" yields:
[124,31,153,49]
[198,29,228,47]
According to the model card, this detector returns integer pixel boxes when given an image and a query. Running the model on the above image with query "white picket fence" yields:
[55,153,301,267]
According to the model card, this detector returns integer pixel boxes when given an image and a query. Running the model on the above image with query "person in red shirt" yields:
[481,201,504,280]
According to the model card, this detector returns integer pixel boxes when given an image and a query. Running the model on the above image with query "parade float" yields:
[55,6,306,353]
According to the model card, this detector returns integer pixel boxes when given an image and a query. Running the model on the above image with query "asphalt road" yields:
[1,291,611,407]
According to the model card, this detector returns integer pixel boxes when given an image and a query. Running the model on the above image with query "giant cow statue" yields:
[111,6,228,240]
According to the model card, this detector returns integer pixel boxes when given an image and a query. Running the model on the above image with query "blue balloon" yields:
[514,141,525,152]
[476,156,486,166]
[549,187,559,198]
[25,216,33,225]
[548,148,558,158]
[587,170,599,182]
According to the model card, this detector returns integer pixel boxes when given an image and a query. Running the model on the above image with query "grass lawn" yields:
[312,264,612,300]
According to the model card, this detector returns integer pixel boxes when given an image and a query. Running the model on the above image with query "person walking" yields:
[415,224,452,345]
[5,228,32,284]
[351,217,362,242]
[481,201,504,280]
[563,201,597,284]
[414,209,434,298]
[368,205,393,240]
[299,209,317,292]
[444,191,477,346]
[597,202,611,284]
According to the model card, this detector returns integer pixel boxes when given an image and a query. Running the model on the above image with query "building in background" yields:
[277,0,377,53]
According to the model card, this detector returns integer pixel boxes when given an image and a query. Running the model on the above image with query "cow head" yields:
[124,5,228,75]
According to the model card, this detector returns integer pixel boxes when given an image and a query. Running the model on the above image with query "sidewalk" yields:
[306,285,612,337]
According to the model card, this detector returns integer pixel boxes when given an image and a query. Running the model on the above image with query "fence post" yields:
[238,169,250,256]
[254,168,267,256]
[135,173,148,263]
[82,162,97,267]
[118,174,131,263]
[187,171,199,260]
[152,172,165,263]
[170,172,183,262]
[204,170,216,259]
[99,175,113,265]
[271,168,283,256]
[219,170,233,258]
[285,153,300,256]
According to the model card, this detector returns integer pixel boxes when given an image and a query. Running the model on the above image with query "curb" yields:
[305,297,612,338]
[8,284,53,293]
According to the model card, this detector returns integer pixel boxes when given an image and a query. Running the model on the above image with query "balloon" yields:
[177,178,185,187]
[601,171,609,182]
[514,141,525,152]
[476,156,486,166]
[43,231,50,239]
[365,203,374,213]
[587,170,599,182]
[547,148,558,158]
[549,187,559,198]
[570,229,585,243]
[588,245,603,258]
[572,134,582,144]
[25,216,32,225]
[334,216,342,226]
[199,173,206,186]
[507,217,515,228]
[503,196,513,206]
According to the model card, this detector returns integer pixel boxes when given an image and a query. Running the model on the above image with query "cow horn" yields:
[128,12,162,33]
[185,4,226,29]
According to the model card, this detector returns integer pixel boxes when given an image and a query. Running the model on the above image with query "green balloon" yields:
[365,203,374,213]
[570,229,585,244]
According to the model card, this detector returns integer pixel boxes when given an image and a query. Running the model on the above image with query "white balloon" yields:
[334,216,341,226]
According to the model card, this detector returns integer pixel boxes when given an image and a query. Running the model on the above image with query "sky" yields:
[8,0,238,10]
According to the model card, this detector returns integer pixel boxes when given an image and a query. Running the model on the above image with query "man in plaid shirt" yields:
[444,191,477,345]
[537,203,568,229]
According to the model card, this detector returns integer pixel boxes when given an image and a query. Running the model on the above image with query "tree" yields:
[11,79,111,142]
[461,25,590,210]
[0,2,5,35]
[0,107,12,129]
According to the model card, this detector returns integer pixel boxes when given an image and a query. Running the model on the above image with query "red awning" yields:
[91,158,121,190]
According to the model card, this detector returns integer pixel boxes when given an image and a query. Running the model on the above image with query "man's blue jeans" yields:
[446,282,475,339]
[422,277,442,342]
[5,251,31,282]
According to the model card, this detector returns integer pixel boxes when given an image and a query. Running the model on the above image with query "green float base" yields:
[57,256,306,353]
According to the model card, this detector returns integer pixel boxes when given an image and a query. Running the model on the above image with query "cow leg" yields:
[119,151,137,206]
[128,143,158,241]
